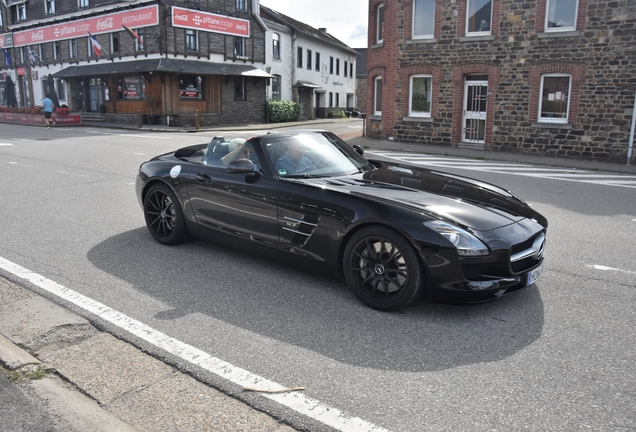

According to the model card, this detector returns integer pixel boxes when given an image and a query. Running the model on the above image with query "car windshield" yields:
[262,132,374,178]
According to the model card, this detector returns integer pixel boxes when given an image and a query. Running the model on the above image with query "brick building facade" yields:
[366,0,636,162]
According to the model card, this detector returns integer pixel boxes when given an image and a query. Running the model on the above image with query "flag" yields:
[27,46,38,64]
[1,47,12,66]
[122,25,144,49]
[88,32,102,57]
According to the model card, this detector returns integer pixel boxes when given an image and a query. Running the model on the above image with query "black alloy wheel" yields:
[343,226,423,311]
[143,184,188,245]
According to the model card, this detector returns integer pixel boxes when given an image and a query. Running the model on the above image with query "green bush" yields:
[267,100,302,123]
[328,109,346,118]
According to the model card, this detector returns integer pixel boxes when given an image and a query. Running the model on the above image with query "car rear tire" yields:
[343,226,423,311]
[143,184,188,245]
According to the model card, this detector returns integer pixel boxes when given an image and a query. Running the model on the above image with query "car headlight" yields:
[423,220,489,256]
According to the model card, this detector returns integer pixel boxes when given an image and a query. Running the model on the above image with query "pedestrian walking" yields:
[42,94,55,128]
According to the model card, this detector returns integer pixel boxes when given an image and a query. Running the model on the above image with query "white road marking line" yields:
[588,264,636,276]
[57,171,89,177]
[0,143,14,146]
[7,162,32,166]
[0,256,388,432]
[122,151,145,155]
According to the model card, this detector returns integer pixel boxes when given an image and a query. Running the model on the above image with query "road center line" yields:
[0,256,388,432]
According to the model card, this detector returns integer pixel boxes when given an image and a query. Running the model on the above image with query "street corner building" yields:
[365,0,636,162]
[0,0,274,128]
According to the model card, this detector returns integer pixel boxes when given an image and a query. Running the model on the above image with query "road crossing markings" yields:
[0,256,389,432]
[369,152,636,189]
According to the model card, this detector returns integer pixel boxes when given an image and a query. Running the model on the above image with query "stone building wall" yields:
[366,0,636,161]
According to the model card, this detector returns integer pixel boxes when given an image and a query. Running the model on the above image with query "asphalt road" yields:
[1,122,634,431]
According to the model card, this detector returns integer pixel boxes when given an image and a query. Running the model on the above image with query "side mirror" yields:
[227,158,256,173]
[353,144,364,156]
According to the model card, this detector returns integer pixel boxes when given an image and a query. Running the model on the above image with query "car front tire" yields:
[143,184,188,245]
[343,226,424,311]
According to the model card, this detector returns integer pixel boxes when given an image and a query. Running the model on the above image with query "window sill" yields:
[371,42,384,49]
[532,122,572,129]
[403,116,433,122]
[537,31,580,39]
[459,35,495,42]
[369,115,382,121]
[406,38,437,45]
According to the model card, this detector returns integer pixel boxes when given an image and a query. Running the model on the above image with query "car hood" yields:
[301,162,538,231]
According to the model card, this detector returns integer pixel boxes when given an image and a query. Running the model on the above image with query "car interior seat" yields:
[203,136,226,165]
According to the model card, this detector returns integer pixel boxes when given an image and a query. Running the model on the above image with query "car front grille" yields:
[462,264,483,279]
[510,232,545,274]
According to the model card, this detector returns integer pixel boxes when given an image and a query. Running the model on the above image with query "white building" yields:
[259,6,358,119]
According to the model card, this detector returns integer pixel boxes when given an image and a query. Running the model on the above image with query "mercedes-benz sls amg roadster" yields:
[136,130,547,311]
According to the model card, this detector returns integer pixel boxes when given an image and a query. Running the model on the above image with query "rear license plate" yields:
[526,262,543,286]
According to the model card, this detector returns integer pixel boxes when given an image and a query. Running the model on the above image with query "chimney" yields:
[319,28,327,33]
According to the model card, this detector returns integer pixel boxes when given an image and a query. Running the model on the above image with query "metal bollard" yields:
[194,110,200,130]
[137,110,142,128]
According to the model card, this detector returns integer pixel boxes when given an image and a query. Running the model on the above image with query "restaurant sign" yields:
[13,5,159,47]
[171,6,250,37]
[0,33,13,49]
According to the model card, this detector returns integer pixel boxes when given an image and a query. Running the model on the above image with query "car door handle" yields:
[196,172,213,183]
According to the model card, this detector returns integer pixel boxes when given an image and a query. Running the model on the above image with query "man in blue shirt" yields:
[276,142,315,175]
[42,95,55,128]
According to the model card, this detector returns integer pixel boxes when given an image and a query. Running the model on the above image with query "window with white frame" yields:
[315,52,320,71]
[335,93,340,107]
[336,59,340,75]
[329,56,334,74]
[54,41,61,60]
[272,33,280,59]
[413,0,435,38]
[466,0,492,34]
[409,74,432,117]
[236,0,247,11]
[329,92,333,107]
[79,0,89,8]
[350,63,354,78]
[545,0,578,31]
[307,49,312,69]
[56,79,66,100]
[297,47,303,68]
[234,37,245,56]
[45,0,55,15]
[539,74,571,122]
[69,39,77,58]
[376,3,385,43]
[186,29,197,52]
[38,44,45,61]
[374,76,383,115]
[344,61,348,77]
[16,4,27,21]
[271,75,281,100]
[135,28,145,52]
[111,32,119,53]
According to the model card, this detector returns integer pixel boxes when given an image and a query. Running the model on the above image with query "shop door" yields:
[462,78,488,143]
[88,78,104,112]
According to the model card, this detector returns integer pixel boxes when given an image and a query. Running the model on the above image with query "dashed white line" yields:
[0,143,14,146]
[588,264,636,276]
[0,256,389,432]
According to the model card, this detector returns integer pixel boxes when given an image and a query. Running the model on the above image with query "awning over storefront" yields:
[52,58,272,79]
[294,80,321,88]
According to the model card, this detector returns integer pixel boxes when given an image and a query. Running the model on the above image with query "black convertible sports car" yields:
[136,130,547,311]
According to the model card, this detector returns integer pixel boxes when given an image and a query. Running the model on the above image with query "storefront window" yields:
[179,75,203,100]
[117,76,145,100]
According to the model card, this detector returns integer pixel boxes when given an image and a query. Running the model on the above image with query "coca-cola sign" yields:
[13,5,158,46]
[171,6,250,37]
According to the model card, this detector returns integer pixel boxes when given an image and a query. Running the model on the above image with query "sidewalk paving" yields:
[0,276,296,432]
[84,117,636,174]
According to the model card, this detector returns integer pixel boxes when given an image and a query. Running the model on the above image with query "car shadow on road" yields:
[87,227,544,373]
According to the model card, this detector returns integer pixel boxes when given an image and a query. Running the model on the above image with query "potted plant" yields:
[145,95,160,125]
[99,103,107,114]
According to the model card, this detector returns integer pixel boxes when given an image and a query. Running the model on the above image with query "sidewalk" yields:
[0,276,297,432]
[84,117,636,174]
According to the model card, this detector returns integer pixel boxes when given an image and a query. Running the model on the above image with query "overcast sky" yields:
[260,0,369,49]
